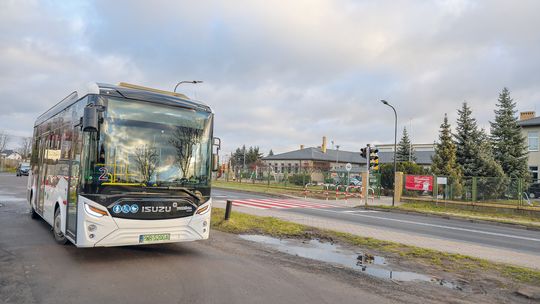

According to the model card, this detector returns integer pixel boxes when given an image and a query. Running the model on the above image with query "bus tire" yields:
[30,205,39,219]
[53,208,68,245]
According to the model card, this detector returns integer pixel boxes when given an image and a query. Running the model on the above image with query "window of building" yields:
[528,131,539,151]
[530,166,538,183]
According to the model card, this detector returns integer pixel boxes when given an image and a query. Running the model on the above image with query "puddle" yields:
[240,234,467,291]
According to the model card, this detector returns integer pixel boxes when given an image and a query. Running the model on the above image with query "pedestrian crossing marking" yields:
[230,198,337,210]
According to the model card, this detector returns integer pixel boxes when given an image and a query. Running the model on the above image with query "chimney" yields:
[300,144,304,150]
[322,136,327,153]
[520,111,535,121]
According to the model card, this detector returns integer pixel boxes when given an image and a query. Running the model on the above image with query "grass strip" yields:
[377,201,540,228]
[211,207,540,285]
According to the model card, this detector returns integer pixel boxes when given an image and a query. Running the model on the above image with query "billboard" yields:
[405,175,433,191]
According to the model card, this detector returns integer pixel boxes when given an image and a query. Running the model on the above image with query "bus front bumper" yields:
[76,197,211,248]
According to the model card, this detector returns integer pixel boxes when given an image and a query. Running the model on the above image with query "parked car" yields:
[527,183,540,199]
[16,162,30,176]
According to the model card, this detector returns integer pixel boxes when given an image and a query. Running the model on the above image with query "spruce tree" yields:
[431,114,462,197]
[454,102,479,176]
[396,127,416,162]
[268,149,274,156]
[432,114,460,176]
[490,88,529,178]
[455,103,505,179]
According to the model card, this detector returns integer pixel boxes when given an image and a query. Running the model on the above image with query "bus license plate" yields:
[139,233,170,243]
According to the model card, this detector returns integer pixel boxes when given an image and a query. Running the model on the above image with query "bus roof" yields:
[35,82,211,126]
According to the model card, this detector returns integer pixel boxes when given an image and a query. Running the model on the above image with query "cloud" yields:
[1,0,539,154]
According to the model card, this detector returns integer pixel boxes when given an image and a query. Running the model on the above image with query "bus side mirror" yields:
[212,137,221,172]
[82,106,98,132]
[212,154,219,172]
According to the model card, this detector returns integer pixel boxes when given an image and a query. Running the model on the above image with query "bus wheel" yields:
[30,205,38,219]
[53,208,68,245]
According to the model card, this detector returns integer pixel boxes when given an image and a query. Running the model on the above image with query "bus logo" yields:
[130,204,139,213]
[113,205,122,214]
[122,205,131,213]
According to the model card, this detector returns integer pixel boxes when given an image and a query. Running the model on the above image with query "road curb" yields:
[363,206,540,232]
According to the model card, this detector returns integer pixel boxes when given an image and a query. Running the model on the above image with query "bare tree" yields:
[168,125,203,178]
[18,137,32,160]
[133,144,160,184]
[0,131,10,153]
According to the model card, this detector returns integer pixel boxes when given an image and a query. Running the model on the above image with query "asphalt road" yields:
[212,188,540,255]
[0,174,406,304]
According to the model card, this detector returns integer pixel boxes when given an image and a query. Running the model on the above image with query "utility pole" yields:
[365,144,370,207]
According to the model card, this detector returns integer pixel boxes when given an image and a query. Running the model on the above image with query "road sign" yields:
[345,163,352,172]
[436,177,448,185]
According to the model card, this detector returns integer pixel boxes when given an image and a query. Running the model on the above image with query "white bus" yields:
[27,82,220,247]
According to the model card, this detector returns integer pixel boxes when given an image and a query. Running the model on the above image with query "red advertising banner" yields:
[405,175,433,191]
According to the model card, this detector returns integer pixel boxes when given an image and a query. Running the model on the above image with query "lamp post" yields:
[381,100,398,206]
[173,80,203,92]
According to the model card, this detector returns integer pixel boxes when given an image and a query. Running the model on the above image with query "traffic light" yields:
[360,147,367,159]
[369,148,379,171]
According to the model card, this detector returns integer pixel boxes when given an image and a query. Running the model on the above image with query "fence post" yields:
[433,175,438,201]
[518,177,523,208]
[225,200,232,220]
[394,172,403,204]
[472,177,477,202]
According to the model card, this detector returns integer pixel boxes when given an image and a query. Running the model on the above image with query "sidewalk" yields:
[212,200,540,270]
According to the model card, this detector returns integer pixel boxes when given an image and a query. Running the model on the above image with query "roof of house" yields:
[263,147,435,165]
[263,147,366,164]
[378,151,434,165]
[517,117,540,127]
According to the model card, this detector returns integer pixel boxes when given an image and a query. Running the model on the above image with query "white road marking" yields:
[343,210,380,213]
[315,209,540,243]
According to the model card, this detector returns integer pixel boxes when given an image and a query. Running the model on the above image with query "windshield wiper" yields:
[142,185,200,201]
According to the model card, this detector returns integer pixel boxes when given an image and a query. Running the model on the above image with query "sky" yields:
[1,0,540,156]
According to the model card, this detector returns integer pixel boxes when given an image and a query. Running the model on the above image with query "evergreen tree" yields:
[454,102,480,176]
[396,127,416,162]
[455,103,505,179]
[476,129,505,178]
[431,114,462,197]
[268,149,274,156]
[490,88,529,178]
[432,114,461,177]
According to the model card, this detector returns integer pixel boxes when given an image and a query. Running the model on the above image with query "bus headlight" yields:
[84,203,108,218]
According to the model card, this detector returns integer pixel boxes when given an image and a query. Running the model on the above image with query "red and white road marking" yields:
[231,198,337,210]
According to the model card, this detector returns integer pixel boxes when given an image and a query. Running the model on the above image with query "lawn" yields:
[382,201,540,228]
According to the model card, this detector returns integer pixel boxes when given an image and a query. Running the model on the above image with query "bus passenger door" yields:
[66,126,82,240]
[36,137,48,215]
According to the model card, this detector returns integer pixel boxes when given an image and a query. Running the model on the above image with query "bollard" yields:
[225,200,232,220]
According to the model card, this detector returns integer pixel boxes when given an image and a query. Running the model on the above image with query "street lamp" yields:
[173,80,203,92]
[381,99,398,207]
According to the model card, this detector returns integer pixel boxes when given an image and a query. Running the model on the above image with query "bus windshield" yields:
[84,97,213,196]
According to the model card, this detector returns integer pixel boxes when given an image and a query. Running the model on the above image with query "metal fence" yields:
[401,174,538,208]
[217,164,382,199]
